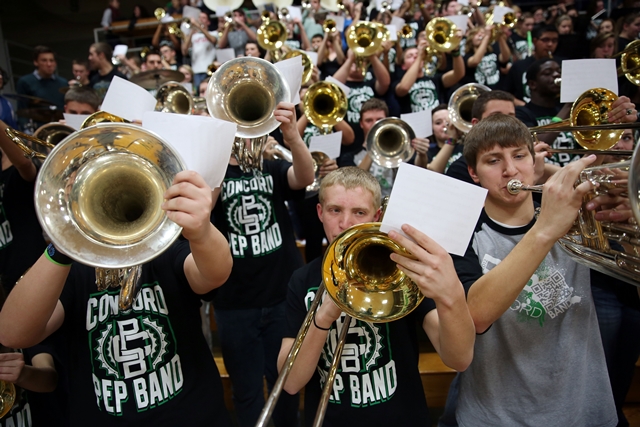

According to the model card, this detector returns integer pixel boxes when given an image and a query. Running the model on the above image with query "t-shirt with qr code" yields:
[451,206,617,427]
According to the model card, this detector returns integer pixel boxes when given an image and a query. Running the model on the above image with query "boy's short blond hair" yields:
[319,167,381,210]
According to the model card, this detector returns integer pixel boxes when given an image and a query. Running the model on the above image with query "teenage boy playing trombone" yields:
[277,166,475,426]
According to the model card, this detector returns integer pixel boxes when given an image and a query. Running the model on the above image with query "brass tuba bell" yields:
[205,57,291,172]
[448,83,491,134]
[346,21,390,77]
[155,81,194,114]
[257,15,288,61]
[0,380,15,419]
[303,81,348,134]
[365,117,416,168]
[282,49,314,85]
[5,122,186,310]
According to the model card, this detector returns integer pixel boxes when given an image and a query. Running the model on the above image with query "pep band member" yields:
[0,170,235,426]
[278,166,475,427]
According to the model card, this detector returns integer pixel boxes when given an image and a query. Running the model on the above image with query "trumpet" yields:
[506,144,640,286]
[423,18,461,76]
[323,18,337,34]
[615,40,640,86]
[278,7,291,22]
[154,8,184,38]
[256,198,422,427]
[365,117,416,168]
[6,120,187,310]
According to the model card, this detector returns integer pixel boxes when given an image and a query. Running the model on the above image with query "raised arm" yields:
[389,225,475,371]
[276,102,315,189]
[162,171,232,294]
[370,54,390,95]
[442,50,465,88]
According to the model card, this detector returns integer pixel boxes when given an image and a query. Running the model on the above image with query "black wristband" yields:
[451,49,461,57]
[45,243,73,267]
[313,313,331,331]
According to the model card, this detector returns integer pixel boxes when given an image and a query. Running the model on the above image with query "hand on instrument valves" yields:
[536,154,598,241]
[162,170,214,244]
[586,192,633,223]
[262,136,280,160]
[607,96,637,123]
[388,225,465,305]
[0,353,25,384]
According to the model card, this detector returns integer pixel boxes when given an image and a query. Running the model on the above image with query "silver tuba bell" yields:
[6,123,187,309]
[365,117,416,168]
[205,57,291,172]
[156,81,194,114]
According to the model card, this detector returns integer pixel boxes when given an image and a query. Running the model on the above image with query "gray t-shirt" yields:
[453,209,617,427]
[227,27,256,57]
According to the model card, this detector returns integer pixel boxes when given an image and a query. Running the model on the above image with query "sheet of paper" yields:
[391,16,405,27]
[325,76,350,97]
[376,0,402,10]
[401,110,432,138]
[560,59,618,103]
[63,113,90,130]
[491,6,513,23]
[182,5,201,19]
[306,50,319,66]
[142,112,237,189]
[457,0,469,5]
[448,15,469,34]
[327,14,345,32]
[215,6,231,17]
[101,76,158,121]
[386,25,398,41]
[380,163,487,256]
[309,131,342,159]
[288,6,302,21]
[275,56,303,104]
[216,48,236,64]
[161,14,173,23]
[113,44,128,57]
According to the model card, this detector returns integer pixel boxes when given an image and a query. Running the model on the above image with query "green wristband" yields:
[45,243,73,267]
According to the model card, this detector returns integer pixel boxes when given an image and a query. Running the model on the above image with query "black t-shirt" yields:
[427,141,464,173]
[58,241,231,426]
[445,155,477,186]
[504,56,535,103]
[463,43,506,89]
[210,160,305,309]
[510,32,530,61]
[343,79,378,159]
[284,257,434,427]
[394,71,445,115]
[516,102,578,167]
[0,166,46,294]
[89,67,128,100]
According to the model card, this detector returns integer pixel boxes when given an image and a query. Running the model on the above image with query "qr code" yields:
[530,271,572,312]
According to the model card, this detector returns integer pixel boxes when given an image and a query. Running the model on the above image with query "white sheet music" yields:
[142,112,236,189]
[101,77,157,121]
[380,163,487,256]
